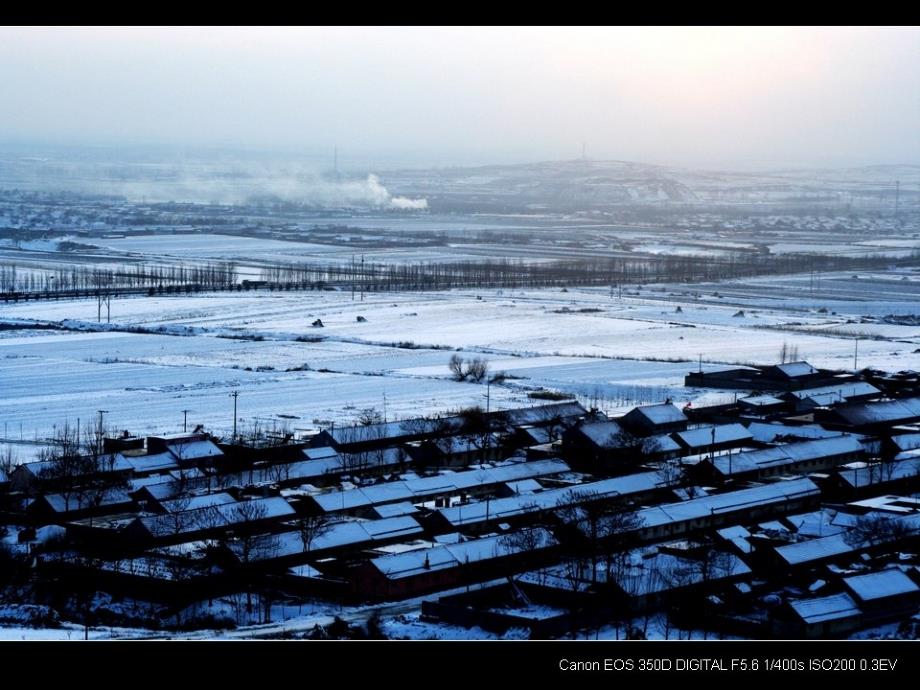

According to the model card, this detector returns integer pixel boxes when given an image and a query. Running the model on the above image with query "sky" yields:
[0,26,917,171]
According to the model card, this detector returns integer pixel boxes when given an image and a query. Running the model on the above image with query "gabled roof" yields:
[369,528,557,580]
[746,422,842,444]
[832,397,920,428]
[843,568,920,602]
[674,424,752,450]
[39,489,133,514]
[437,470,662,528]
[709,436,864,477]
[168,439,223,461]
[625,403,688,427]
[769,361,819,379]
[635,478,820,531]
[312,459,570,513]
[788,382,881,402]
[788,593,860,624]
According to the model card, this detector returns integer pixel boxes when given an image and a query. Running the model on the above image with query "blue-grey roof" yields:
[788,593,860,624]
[627,403,688,426]
[771,361,819,379]
[843,568,920,602]
[313,459,570,513]
[674,424,752,450]
[709,436,863,477]
[635,478,820,531]
[437,470,662,528]
[788,382,881,402]
[746,422,842,444]
[833,397,920,427]
[369,528,557,580]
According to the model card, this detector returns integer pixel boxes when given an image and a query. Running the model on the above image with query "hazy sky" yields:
[0,26,917,170]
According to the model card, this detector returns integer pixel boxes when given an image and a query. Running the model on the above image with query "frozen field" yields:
[2,267,919,457]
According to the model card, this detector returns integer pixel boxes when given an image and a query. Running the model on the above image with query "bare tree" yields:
[356,407,383,426]
[448,353,467,381]
[229,500,271,615]
[0,445,17,480]
[655,459,683,490]
[297,514,332,553]
[466,357,489,383]
[844,513,913,549]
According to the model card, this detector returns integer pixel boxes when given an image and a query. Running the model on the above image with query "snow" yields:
[312,459,570,513]
[709,435,864,477]
[635,478,820,530]
[788,593,861,624]
[674,423,752,450]
[627,403,688,427]
[436,470,662,528]
[843,568,920,602]
[370,528,556,580]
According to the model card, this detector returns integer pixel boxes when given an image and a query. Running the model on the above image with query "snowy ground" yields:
[1,268,919,459]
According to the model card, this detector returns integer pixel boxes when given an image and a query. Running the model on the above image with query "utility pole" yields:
[854,338,859,372]
[97,410,108,448]
[360,255,365,301]
[181,409,190,433]
[230,391,239,442]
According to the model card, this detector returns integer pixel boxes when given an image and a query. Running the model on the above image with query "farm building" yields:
[352,528,558,599]
[620,403,689,437]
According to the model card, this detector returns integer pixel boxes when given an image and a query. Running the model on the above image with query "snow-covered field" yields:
[2,268,919,458]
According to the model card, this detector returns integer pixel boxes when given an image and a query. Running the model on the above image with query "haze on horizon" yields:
[0,26,917,172]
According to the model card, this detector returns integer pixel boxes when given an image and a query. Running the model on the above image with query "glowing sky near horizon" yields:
[0,26,916,169]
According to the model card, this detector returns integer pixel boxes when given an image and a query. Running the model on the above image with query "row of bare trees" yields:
[0,261,238,294]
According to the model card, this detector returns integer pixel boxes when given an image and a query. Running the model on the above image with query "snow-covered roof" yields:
[303,446,340,461]
[369,528,557,580]
[674,424,752,450]
[746,422,841,444]
[716,525,754,554]
[229,516,424,562]
[40,488,133,514]
[323,417,465,446]
[626,403,688,427]
[770,361,819,379]
[739,395,785,407]
[892,433,920,453]
[313,459,570,513]
[437,470,662,528]
[501,402,587,427]
[709,436,863,477]
[167,439,223,461]
[21,454,134,479]
[123,452,179,474]
[505,479,543,495]
[776,512,920,566]
[371,502,419,519]
[635,478,820,531]
[837,457,920,490]
[137,496,295,538]
[788,382,881,402]
[279,446,400,482]
[135,481,182,500]
[612,548,751,596]
[518,426,552,445]
[786,509,855,538]
[833,397,920,427]
[572,421,624,447]
[159,492,236,514]
[788,593,860,624]
[843,568,920,602]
